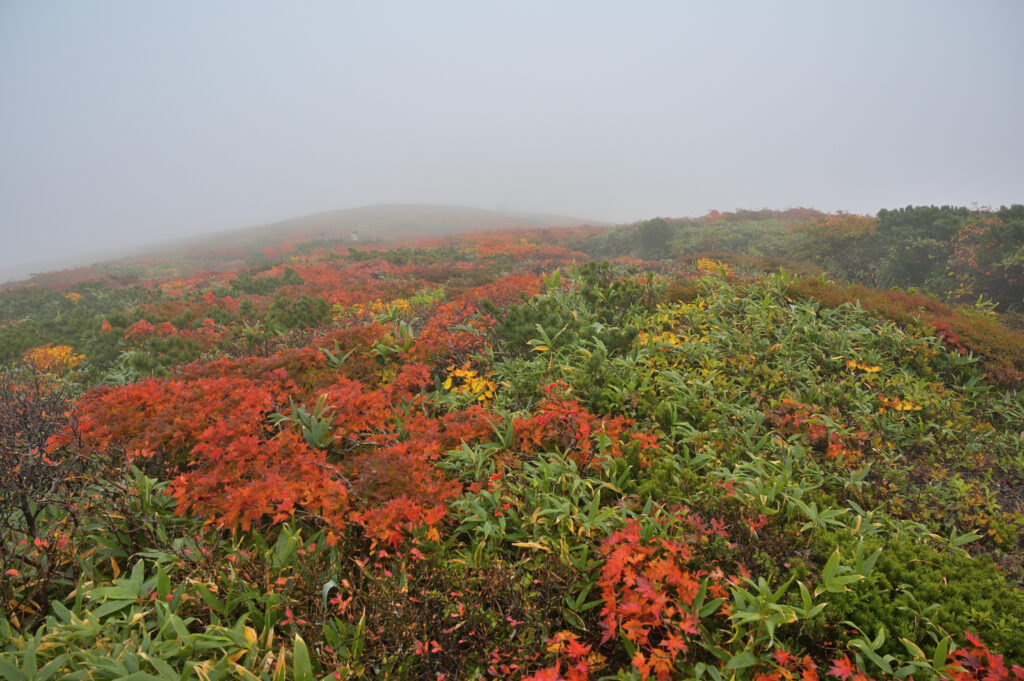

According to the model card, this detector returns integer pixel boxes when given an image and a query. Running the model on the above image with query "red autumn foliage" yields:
[931,322,968,355]
[62,373,357,531]
[124,319,156,340]
[455,273,543,308]
[173,429,350,531]
[945,632,1024,681]
[346,404,498,546]
[764,398,868,463]
[597,515,734,681]
[409,300,494,365]
[69,375,292,466]
[403,226,602,261]
[64,313,510,543]
[826,655,858,681]
[525,631,595,681]
[755,650,821,681]
[513,382,658,468]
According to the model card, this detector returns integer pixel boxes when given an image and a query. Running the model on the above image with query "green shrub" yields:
[821,535,1024,658]
[265,294,330,333]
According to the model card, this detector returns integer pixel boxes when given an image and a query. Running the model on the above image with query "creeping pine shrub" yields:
[577,276,655,326]
[265,293,330,333]
[819,534,1024,658]
[228,265,304,295]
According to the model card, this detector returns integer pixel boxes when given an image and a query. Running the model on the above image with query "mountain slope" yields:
[160,203,609,252]
[3,204,608,286]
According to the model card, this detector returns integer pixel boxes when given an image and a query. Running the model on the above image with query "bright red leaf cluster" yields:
[945,632,1024,681]
[597,515,733,681]
[513,382,659,469]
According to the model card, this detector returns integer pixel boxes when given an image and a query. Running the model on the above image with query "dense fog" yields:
[1,1,1022,278]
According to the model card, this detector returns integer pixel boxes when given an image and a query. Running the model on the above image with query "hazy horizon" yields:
[2,1,1022,277]
[0,202,613,283]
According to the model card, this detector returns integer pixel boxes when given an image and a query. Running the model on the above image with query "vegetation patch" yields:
[3,210,1024,679]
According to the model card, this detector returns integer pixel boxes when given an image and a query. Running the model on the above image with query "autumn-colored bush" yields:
[692,251,824,278]
[597,515,734,680]
[787,277,1024,385]
[409,300,494,366]
[21,344,84,374]
[512,382,658,469]
[456,272,543,308]
[764,397,869,464]
[175,428,351,531]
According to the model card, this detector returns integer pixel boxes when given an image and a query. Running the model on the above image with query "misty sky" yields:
[2,1,1022,277]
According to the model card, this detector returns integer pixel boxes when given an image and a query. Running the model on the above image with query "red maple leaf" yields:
[828,655,856,681]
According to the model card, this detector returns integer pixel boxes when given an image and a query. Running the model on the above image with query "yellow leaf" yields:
[233,663,262,681]
[532,345,549,352]
[512,541,551,553]
[195,661,214,681]
[243,625,258,647]
[271,648,287,681]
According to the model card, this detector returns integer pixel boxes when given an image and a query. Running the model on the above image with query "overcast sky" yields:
[1,1,1022,277]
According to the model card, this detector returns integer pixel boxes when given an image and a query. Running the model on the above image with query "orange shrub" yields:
[21,345,84,373]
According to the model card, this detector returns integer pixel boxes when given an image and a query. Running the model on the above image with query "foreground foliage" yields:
[2,218,1024,679]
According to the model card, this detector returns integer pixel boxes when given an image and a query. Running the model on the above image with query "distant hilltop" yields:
[1,204,609,285]
[168,203,611,251]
